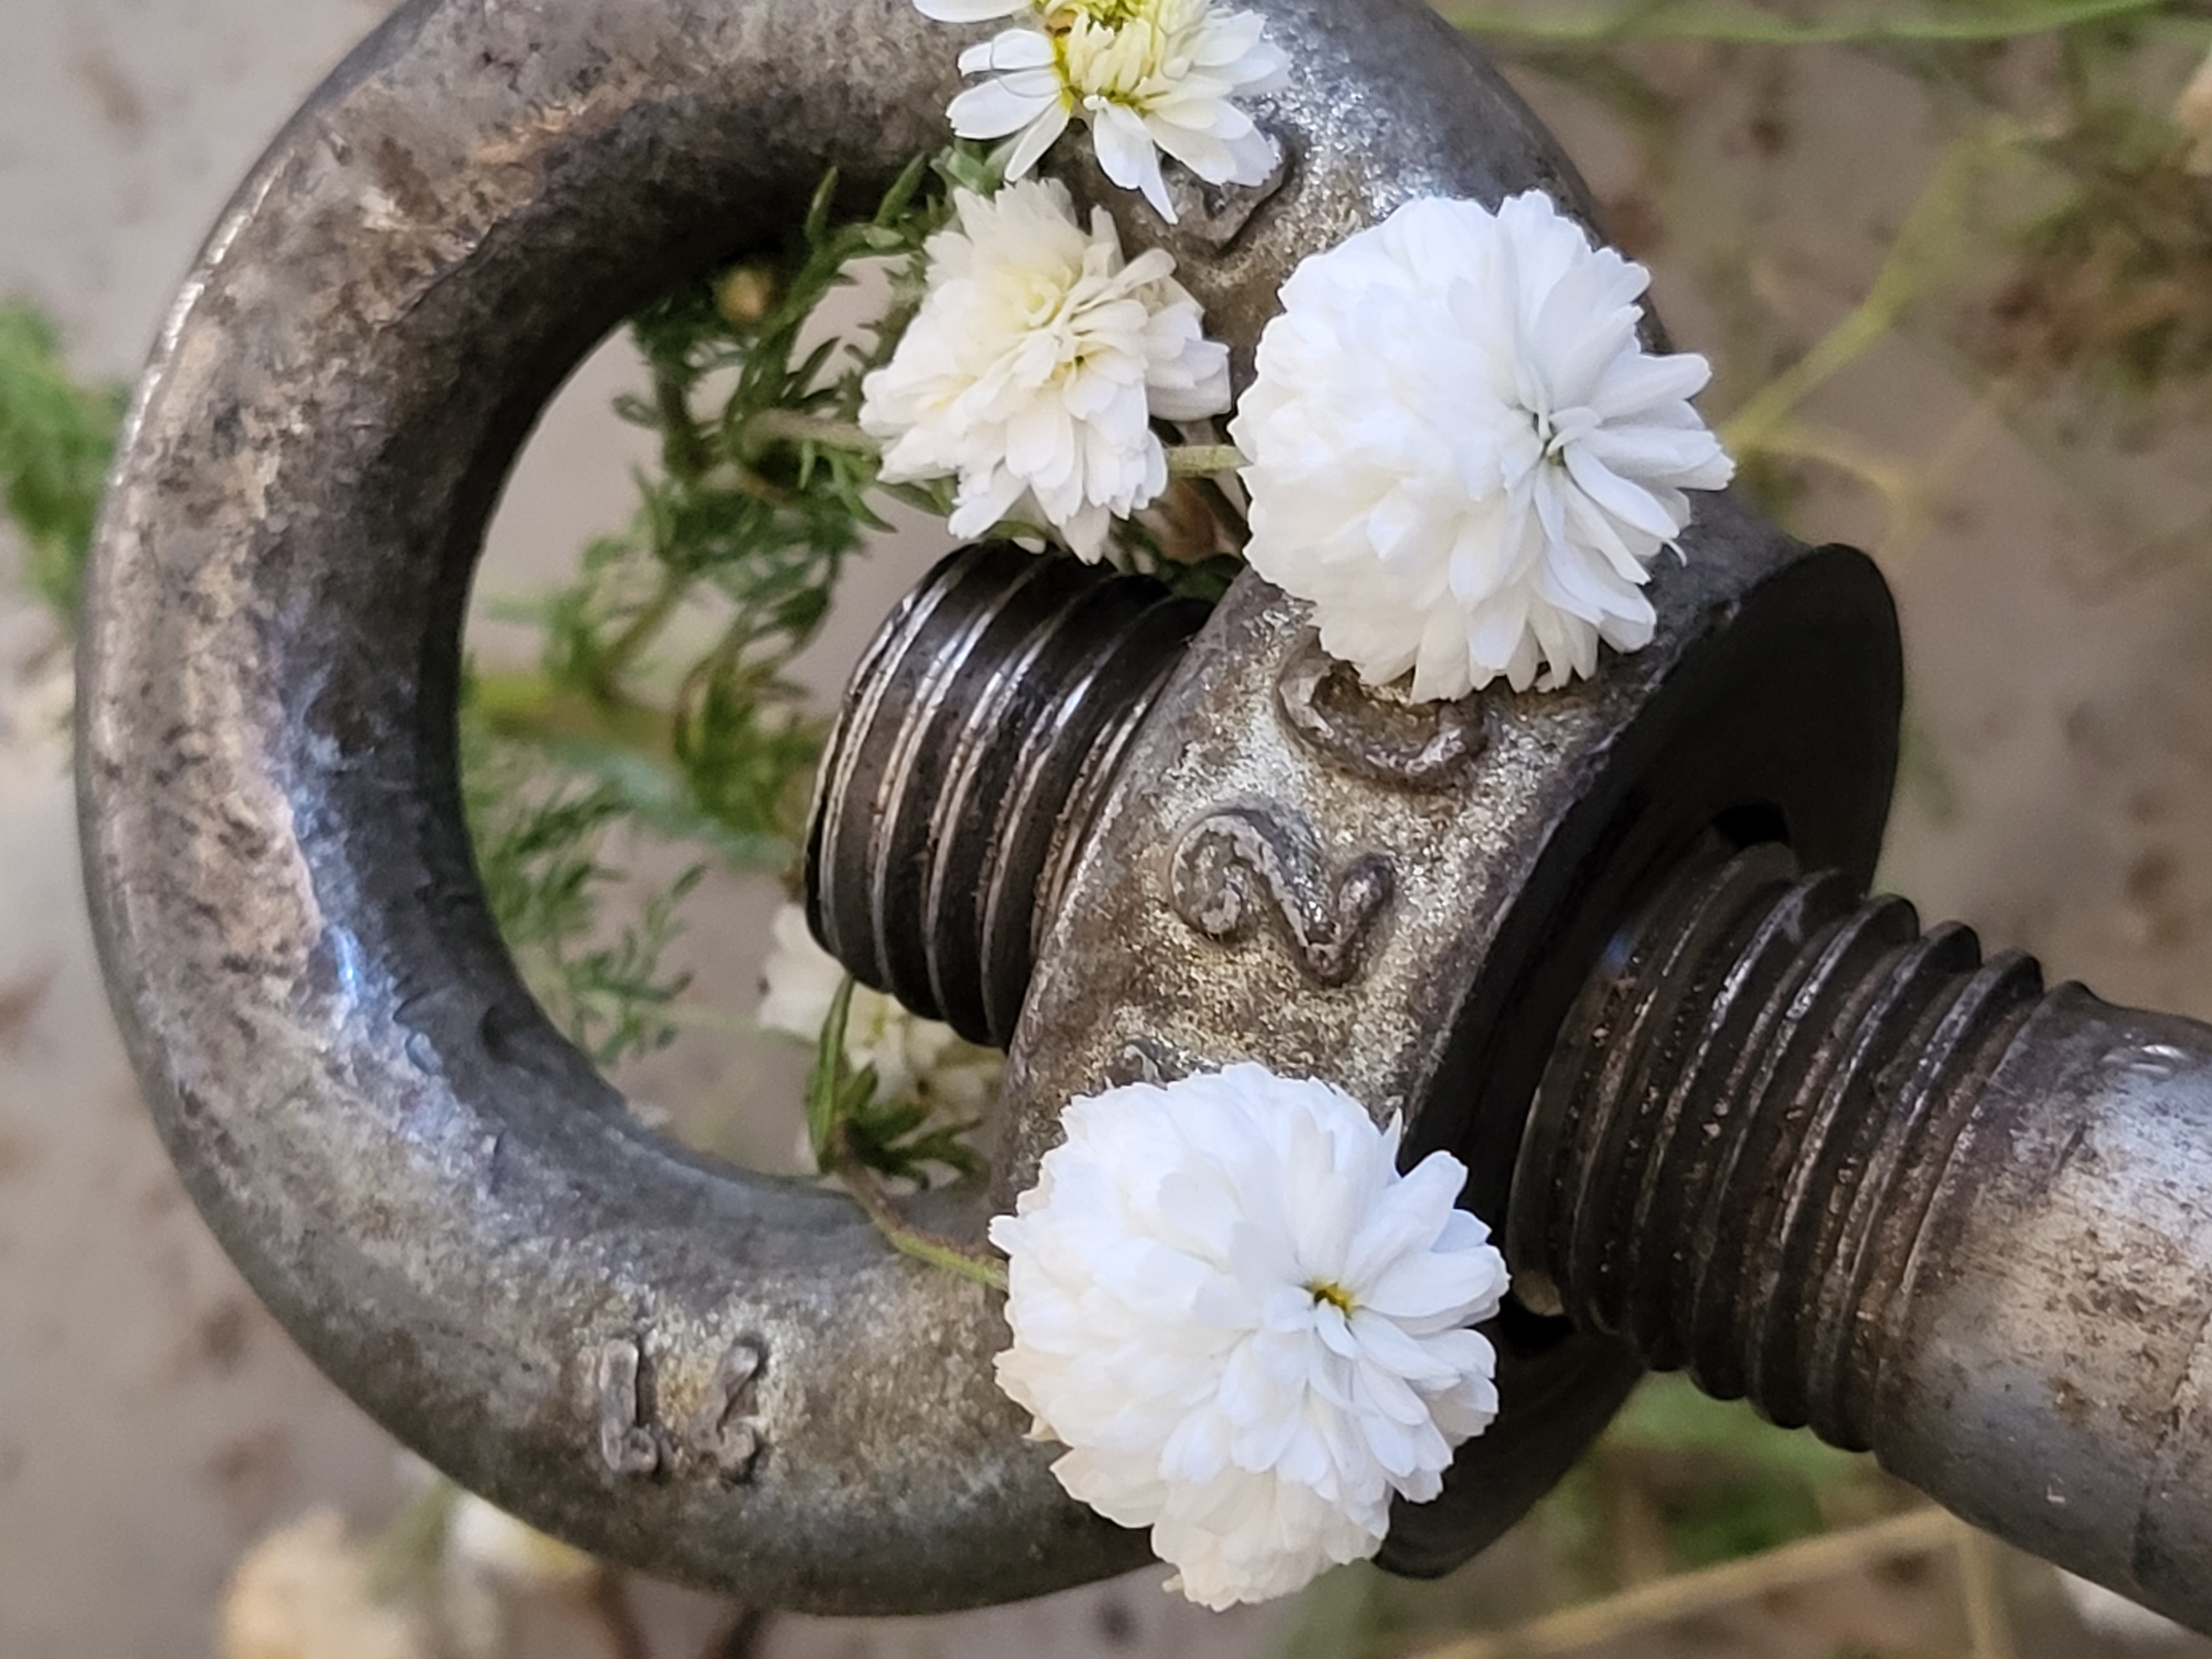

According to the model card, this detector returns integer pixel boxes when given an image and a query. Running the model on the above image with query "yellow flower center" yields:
[1045,0,1206,114]
[1308,1281,1358,1315]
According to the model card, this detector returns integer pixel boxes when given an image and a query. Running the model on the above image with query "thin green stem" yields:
[745,409,878,453]
[1724,126,2022,456]
[473,669,672,761]
[587,1573,650,1659]
[1192,472,1251,546]
[365,1480,458,1604]
[590,573,689,700]
[740,413,1246,494]
[834,1123,1010,1292]
[654,365,714,484]
[1413,1509,1958,1659]
[1166,442,1246,477]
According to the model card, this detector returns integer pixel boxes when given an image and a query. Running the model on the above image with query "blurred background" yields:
[7,1,2212,1655]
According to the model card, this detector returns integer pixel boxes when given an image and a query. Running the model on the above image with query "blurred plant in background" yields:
[0,300,124,625]
[11,0,2212,1652]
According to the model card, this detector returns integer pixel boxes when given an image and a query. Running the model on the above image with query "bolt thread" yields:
[1509,843,2048,1450]
[805,542,1206,1048]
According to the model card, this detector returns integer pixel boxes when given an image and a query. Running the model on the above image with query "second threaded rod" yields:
[1509,842,2047,1450]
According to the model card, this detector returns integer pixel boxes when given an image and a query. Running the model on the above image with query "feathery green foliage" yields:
[461,713,702,1068]
[0,302,126,628]
[524,148,992,873]
[460,150,996,1093]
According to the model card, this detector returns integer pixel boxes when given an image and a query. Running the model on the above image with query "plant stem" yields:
[1724,126,2017,457]
[741,412,1245,490]
[1166,442,1246,477]
[472,669,673,762]
[364,1479,458,1604]
[697,1607,773,1659]
[592,573,689,700]
[1954,1523,2019,1659]
[745,408,878,453]
[1412,1508,1958,1658]
[655,366,713,485]
[833,1122,1010,1291]
[1192,472,1251,545]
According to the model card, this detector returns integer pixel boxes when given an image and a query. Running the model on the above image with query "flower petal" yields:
[990,1063,1508,1609]
[1239,190,1734,700]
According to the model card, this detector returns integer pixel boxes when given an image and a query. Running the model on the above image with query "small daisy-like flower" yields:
[859,177,1230,560]
[758,904,1003,1116]
[922,0,1287,223]
[989,1063,1509,1609]
[1231,191,1736,702]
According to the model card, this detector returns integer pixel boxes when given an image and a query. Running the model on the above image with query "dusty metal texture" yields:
[1518,843,2212,1631]
[76,0,1778,1612]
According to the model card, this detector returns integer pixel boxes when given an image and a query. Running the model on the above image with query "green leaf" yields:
[806,975,864,1168]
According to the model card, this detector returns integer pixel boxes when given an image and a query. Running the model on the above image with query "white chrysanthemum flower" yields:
[1232,191,1736,702]
[921,0,1287,222]
[758,902,1003,1114]
[989,1063,1510,1609]
[860,178,1230,559]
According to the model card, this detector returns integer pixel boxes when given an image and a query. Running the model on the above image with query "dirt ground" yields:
[6,2,2212,1656]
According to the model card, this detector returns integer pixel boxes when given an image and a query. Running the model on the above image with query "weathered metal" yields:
[74,0,2212,1630]
[811,530,1904,1585]
[1516,843,2212,1628]
[807,542,1207,1050]
[76,0,1697,1613]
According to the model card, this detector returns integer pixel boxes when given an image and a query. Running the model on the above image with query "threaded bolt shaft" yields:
[1508,842,2051,1449]
[805,543,1206,1048]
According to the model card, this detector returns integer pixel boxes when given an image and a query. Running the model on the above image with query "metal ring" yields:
[79,0,1669,1613]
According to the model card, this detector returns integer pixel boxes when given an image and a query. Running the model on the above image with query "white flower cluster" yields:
[926,0,1287,222]
[860,179,1230,561]
[1234,192,1735,701]
[991,1065,1510,1608]
[758,903,1003,1119]
[867,0,1274,555]
[833,10,1736,1611]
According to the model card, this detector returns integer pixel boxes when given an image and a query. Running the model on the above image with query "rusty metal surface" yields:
[77,0,1791,1612]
